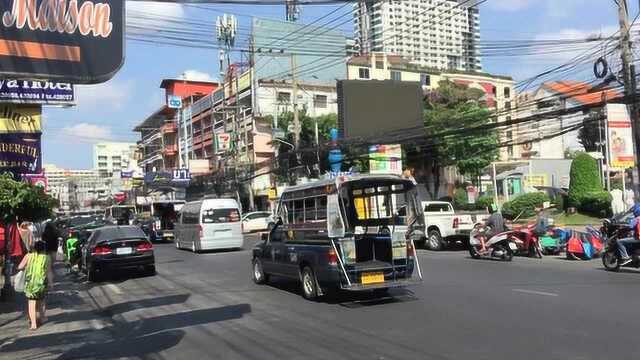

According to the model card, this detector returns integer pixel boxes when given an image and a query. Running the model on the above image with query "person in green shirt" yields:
[17,241,53,330]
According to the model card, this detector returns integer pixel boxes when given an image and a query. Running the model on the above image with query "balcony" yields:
[162,145,178,156]
[161,122,177,134]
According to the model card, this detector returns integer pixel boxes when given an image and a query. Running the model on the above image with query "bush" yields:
[580,191,612,217]
[568,153,602,208]
[554,193,566,211]
[453,188,470,210]
[476,195,494,210]
[501,192,550,220]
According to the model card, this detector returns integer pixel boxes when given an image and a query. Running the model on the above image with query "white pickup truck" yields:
[421,201,478,251]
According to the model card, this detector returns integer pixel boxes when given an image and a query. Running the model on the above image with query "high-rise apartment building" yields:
[353,0,481,72]
[93,142,141,178]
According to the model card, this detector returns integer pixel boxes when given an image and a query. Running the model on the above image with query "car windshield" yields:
[69,216,98,227]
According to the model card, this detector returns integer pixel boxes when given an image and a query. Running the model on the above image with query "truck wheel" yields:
[252,258,269,284]
[301,266,319,300]
[426,230,445,251]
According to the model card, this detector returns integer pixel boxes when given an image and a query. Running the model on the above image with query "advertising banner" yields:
[22,173,47,190]
[0,79,73,104]
[189,159,210,175]
[0,0,124,84]
[216,133,231,152]
[120,170,133,179]
[167,95,182,109]
[606,104,635,169]
[0,132,41,174]
[369,144,402,175]
[0,104,41,132]
[144,171,190,188]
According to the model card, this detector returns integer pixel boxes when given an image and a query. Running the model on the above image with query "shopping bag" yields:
[14,270,25,292]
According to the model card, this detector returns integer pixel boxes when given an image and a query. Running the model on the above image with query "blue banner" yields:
[0,133,41,174]
[0,79,74,104]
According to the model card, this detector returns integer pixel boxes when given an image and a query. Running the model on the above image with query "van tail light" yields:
[198,224,203,239]
[92,246,112,256]
[407,241,415,258]
[327,248,338,266]
[136,242,153,252]
[453,217,459,229]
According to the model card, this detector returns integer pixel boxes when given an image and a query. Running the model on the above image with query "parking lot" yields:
[2,233,640,360]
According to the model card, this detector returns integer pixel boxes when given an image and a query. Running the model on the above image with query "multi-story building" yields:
[353,0,481,72]
[512,81,621,160]
[44,164,108,210]
[93,142,141,178]
[134,79,219,174]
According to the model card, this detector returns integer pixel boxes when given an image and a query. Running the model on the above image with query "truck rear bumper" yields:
[340,278,422,291]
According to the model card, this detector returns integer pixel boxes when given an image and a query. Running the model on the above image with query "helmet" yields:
[633,204,640,217]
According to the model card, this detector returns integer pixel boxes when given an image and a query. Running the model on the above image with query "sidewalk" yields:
[0,262,113,360]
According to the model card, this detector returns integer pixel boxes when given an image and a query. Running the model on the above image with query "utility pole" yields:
[618,0,640,193]
[291,54,301,152]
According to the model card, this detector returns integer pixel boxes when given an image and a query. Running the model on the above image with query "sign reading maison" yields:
[0,79,73,104]
[0,0,124,84]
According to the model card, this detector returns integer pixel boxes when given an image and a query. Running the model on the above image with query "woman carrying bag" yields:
[17,241,53,330]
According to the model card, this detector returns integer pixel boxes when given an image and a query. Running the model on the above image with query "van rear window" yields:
[202,209,240,223]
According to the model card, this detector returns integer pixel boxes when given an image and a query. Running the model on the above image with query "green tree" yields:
[0,173,57,223]
[568,153,602,208]
[417,80,499,198]
[266,111,338,181]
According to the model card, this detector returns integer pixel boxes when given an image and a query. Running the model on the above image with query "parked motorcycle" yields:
[469,225,517,261]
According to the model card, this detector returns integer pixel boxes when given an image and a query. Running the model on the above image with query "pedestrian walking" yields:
[42,222,61,264]
[19,222,34,252]
[17,241,53,330]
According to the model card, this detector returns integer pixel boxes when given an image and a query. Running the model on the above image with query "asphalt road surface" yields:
[3,234,640,360]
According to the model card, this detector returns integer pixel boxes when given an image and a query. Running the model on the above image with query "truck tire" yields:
[252,258,269,284]
[301,266,319,300]
[426,230,445,251]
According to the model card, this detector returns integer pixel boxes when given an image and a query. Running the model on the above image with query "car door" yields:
[262,225,286,275]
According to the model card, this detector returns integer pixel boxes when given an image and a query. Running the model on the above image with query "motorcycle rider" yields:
[533,206,550,237]
[481,204,507,251]
[618,204,640,266]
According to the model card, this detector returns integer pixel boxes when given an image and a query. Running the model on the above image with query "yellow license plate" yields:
[361,272,385,285]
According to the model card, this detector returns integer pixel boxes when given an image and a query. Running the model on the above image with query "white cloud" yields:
[126,2,186,31]
[75,80,133,110]
[487,0,531,12]
[59,123,114,143]
[530,26,618,63]
[181,69,216,82]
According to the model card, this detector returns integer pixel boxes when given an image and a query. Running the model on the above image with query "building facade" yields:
[353,0,481,72]
[93,142,140,179]
[44,164,108,210]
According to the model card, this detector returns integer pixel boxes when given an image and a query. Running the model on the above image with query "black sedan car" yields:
[81,225,156,281]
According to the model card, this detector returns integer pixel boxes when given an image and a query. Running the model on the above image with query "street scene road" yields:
[3,233,640,360]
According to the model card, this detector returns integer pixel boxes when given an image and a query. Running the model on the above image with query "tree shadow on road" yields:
[1,303,252,359]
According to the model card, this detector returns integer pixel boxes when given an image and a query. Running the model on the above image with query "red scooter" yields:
[504,223,544,258]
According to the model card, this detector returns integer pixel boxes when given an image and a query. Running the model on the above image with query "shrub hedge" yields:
[501,192,550,220]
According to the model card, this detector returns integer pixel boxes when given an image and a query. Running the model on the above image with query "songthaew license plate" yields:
[116,247,132,255]
[361,272,385,285]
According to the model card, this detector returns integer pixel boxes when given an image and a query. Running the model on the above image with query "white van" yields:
[175,198,244,252]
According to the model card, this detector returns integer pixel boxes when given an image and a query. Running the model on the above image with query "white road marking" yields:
[104,283,123,295]
[512,289,559,297]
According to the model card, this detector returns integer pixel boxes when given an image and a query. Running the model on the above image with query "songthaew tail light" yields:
[327,248,338,266]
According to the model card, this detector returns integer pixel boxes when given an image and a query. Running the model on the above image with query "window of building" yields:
[504,87,511,98]
[390,70,402,81]
[358,67,370,79]
[277,92,291,103]
[375,60,384,69]
[314,95,328,109]
[420,74,431,86]
[505,101,511,110]
[98,156,107,161]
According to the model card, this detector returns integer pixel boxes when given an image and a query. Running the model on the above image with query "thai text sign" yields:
[0,79,73,103]
[606,104,635,169]
[0,0,124,84]
[216,133,231,152]
[369,144,402,175]
[0,132,41,174]
[0,104,40,132]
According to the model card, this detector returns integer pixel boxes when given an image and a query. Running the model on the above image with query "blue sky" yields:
[42,0,638,169]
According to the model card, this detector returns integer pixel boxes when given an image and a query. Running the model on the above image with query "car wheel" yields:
[426,230,445,251]
[87,265,101,282]
[145,265,156,276]
[301,266,318,300]
[252,258,269,284]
